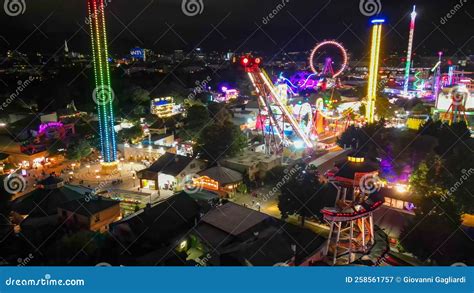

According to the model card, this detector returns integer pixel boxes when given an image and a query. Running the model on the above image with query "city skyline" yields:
[0,0,472,57]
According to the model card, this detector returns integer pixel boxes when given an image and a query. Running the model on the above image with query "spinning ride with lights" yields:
[309,41,348,78]
[311,98,354,137]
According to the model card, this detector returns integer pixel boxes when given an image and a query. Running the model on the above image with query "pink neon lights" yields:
[309,41,348,78]
[38,122,64,134]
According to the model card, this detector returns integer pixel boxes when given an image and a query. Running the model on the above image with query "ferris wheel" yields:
[309,40,348,78]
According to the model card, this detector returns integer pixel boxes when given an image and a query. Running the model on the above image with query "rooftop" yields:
[198,165,243,185]
[200,202,269,236]
[223,150,279,166]
[138,152,194,176]
[59,197,120,217]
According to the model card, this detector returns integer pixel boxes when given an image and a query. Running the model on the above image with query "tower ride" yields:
[87,0,118,173]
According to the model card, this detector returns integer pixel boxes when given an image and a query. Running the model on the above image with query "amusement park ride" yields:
[241,41,356,156]
[322,155,385,265]
[242,56,313,154]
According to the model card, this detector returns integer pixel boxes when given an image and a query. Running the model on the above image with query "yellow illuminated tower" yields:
[366,18,385,123]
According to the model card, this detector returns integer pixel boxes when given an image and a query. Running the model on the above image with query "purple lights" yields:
[38,122,64,134]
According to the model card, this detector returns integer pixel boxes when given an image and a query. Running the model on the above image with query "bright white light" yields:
[395,184,408,193]
[294,140,304,149]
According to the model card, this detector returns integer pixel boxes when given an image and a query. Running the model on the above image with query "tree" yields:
[127,86,150,105]
[337,122,384,159]
[278,165,332,225]
[118,125,144,143]
[66,139,93,161]
[400,150,474,265]
[375,95,398,119]
[0,175,13,239]
[434,121,470,156]
[411,103,430,114]
[195,120,247,164]
[185,104,210,131]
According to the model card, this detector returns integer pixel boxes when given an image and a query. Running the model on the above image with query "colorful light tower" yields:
[87,0,118,173]
[403,5,417,96]
[433,51,443,100]
[366,18,385,124]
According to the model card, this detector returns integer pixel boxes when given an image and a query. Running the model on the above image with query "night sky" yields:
[0,0,472,57]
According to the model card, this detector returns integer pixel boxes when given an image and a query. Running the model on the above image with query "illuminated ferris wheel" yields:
[309,40,348,78]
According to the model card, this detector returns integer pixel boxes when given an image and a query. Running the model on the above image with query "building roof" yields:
[200,202,269,236]
[12,178,85,216]
[194,202,327,266]
[59,197,120,217]
[138,152,194,177]
[111,193,200,249]
[198,165,243,185]
[223,150,279,167]
[334,159,378,180]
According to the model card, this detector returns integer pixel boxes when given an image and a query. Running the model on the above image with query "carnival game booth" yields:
[322,155,385,265]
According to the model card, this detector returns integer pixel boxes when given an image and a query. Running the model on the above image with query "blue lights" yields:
[371,18,386,24]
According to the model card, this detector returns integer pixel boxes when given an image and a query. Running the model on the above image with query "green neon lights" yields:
[87,0,117,163]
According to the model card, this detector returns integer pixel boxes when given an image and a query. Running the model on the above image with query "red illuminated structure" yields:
[322,155,385,265]
[241,56,313,154]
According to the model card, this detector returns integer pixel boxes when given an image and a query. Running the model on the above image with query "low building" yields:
[179,202,327,266]
[119,133,176,162]
[196,165,243,195]
[11,176,91,245]
[136,152,206,191]
[12,176,85,218]
[110,193,201,263]
[221,150,281,181]
[58,197,121,233]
